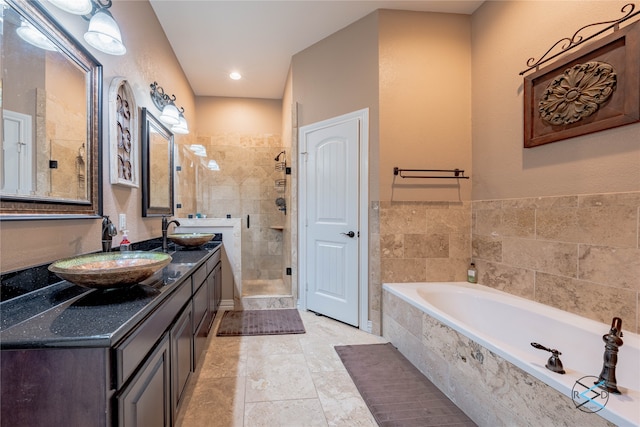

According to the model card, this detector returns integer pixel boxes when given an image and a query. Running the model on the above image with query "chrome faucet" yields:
[101,215,117,252]
[598,317,624,395]
[162,215,181,252]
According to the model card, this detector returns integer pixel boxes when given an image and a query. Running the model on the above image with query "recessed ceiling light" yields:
[229,72,242,80]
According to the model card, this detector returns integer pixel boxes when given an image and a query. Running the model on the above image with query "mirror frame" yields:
[0,0,102,220]
[141,108,174,217]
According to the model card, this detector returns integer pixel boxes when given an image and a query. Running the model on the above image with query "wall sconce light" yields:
[47,0,126,56]
[150,82,190,134]
[16,20,59,51]
[172,108,190,134]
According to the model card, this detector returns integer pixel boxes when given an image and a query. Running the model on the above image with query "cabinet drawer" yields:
[115,282,191,388]
[117,333,170,427]
[206,250,221,275]
[191,264,207,293]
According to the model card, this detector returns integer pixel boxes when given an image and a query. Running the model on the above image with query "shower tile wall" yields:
[192,133,285,281]
[472,191,640,333]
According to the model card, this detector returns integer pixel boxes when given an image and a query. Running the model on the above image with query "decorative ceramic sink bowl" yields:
[167,233,215,247]
[48,251,172,289]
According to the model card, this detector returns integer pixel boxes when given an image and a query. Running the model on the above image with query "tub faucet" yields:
[597,317,624,395]
[162,215,181,252]
[531,342,565,374]
[102,215,117,252]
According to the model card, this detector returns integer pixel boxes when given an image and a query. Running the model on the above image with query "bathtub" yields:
[382,282,639,427]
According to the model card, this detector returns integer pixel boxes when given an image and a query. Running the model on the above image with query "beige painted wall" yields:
[195,96,282,134]
[472,1,640,200]
[379,10,472,202]
[1,1,195,272]
[292,11,380,131]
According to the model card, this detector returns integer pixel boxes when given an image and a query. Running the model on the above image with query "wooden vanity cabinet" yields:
[193,277,209,366]
[170,302,193,416]
[205,250,222,331]
[0,347,111,427]
[118,334,171,427]
[1,247,222,427]
[115,248,221,426]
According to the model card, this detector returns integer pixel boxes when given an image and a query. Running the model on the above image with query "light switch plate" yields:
[119,213,126,231]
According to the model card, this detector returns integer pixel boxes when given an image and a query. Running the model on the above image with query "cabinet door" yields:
[206,261,222,332]
[214,262,222,313]
[193,282,209,367]
[118,334,171,427]
[171,305,193,415]
[205,270,215,332]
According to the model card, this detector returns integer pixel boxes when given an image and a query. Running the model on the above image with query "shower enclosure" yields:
[176,137,292,307]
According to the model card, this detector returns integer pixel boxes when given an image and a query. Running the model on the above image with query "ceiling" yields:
[149,1,484,100]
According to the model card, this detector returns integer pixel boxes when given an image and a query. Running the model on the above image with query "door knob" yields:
[341,231,356,238]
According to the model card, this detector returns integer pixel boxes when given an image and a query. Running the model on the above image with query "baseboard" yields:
[219,299,234,311]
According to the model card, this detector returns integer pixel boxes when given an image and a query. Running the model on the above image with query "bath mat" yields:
[335,343,476,427]
[216,309,305,336]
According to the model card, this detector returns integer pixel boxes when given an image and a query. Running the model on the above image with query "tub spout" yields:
[597,317,623,395]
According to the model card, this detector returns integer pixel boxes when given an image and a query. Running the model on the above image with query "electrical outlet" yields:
[118,213,126,231]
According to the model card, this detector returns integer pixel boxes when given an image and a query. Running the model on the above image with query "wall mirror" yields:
[141,108,174,217]
[0,0,102,219]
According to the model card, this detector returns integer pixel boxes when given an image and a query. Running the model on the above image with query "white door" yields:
[2,110,33,195]
[300,112,364,327]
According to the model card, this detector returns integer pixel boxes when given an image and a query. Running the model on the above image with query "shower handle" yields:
[341,231,356,238]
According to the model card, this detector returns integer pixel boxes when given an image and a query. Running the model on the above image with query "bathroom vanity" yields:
[0,242,222,427]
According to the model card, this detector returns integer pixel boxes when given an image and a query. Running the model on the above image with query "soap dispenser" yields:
[467,262,477,283]
[120,230,131,252]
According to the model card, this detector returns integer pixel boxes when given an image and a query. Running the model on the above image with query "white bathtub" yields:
[383,282,640,427]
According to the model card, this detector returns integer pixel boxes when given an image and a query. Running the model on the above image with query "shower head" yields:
[275,197,286,207]
[274,151,286,161]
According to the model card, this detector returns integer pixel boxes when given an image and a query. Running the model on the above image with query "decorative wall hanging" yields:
[522,4,640,148]
[109,77,139,187]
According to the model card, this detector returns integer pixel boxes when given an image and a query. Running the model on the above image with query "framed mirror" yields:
[0,0,102,219]
[141,108,174,217]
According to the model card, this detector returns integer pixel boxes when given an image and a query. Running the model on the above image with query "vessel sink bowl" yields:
[48,251,172,289]
[167,233,215,247]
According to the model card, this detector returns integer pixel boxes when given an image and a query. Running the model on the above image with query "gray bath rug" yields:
[335,343,476,427]
[216,309,305,336]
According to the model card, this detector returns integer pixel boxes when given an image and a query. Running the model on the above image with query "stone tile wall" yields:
[379,201,472,283]
[371,201,472,333]
[382,290,615,427]
[472,191,640,334]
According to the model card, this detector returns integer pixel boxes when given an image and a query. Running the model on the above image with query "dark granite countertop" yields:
[0,242,221,350]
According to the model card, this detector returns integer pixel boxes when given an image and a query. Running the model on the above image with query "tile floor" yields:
[176,309,387,427]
